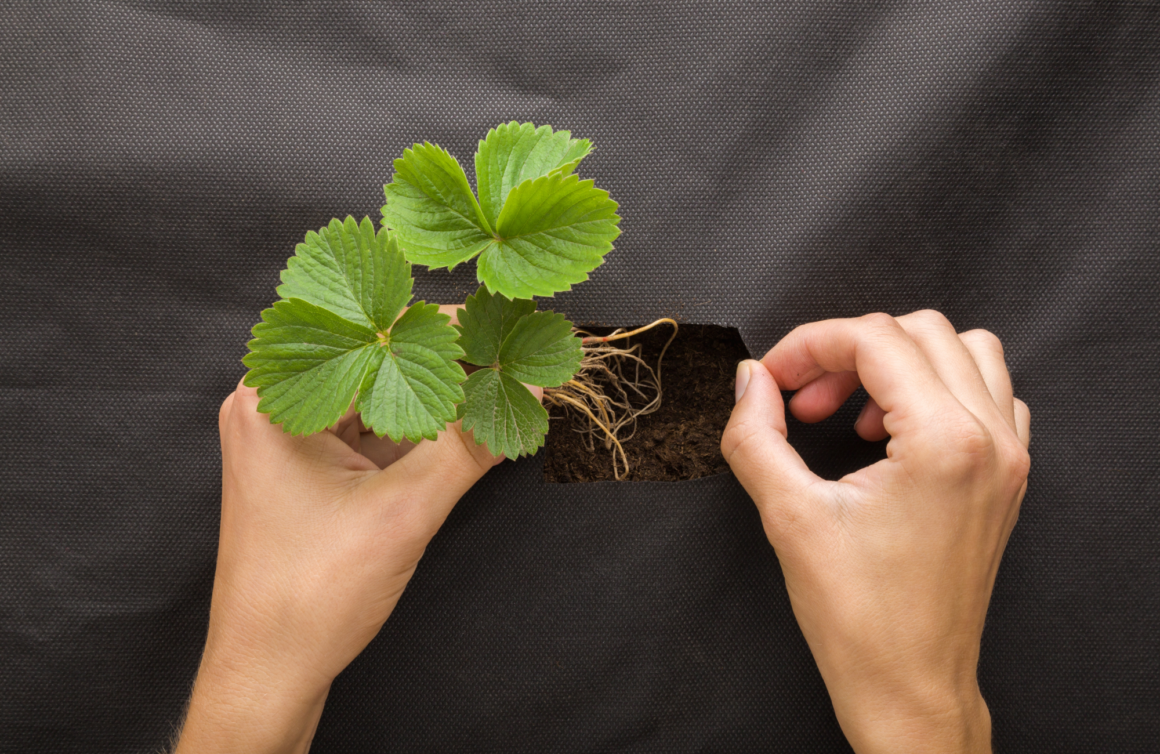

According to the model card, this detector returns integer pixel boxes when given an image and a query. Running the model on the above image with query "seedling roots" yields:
[543,319,679,480]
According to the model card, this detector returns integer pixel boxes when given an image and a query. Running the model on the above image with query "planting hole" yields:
[543,324,752,483]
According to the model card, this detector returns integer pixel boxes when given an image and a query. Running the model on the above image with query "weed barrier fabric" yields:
[1,2,1157,751]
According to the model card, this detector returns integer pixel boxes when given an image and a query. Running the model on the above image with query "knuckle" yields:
[860,311,898,331]
[427,425,496,485]
[720,419,764,466]
[934,413,994,476]
[858,313,904,347]
[1000,439,1031,485]
[961,328,1004,357]
[226,384,259,417]
[218,393,235,429]
[719,422,741,459]
[218,387,268,442]
[908,309,955,334]
[454,427,498,476]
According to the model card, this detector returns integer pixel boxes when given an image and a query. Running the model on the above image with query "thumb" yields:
[359,421,497,543]
[721,360,824,539]
[356,383,545,543]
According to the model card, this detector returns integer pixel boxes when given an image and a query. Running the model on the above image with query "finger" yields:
[218,391,236,438]
[1014,398,1031,449]
[854,397,888,441]
[788,370,861,423]
[225,383,376,472]
[722,360,827,542]
[893,311,1009,432]
[358,433,416,469]
[218,376,251,443]
[761,313,958,442]
[959,329,1017,432]
[1008,397,1030,535]
[437,303,463,327]
[328,400,362,451]
[352,377,542,538]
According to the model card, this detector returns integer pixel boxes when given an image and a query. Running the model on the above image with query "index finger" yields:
[762,313,956,432]
[436,303,463,326]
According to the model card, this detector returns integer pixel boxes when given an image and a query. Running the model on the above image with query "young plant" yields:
[243,123,674,477]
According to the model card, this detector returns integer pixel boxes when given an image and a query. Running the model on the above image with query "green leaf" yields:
[455,286,581,386]
[244,219,465,441]
[356,303,466,443]
[277,216,411,329]
[242,299,380,436]
[454,285,536,367]
[382,125,617,299]
[477,171,621,300]
[498,311,583,387]
[459,368,550,458]
[381,141,495,269]
[475,121,593,229]
[454,285,582,457]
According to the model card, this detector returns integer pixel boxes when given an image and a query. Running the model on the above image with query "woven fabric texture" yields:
[1,2,1157,751]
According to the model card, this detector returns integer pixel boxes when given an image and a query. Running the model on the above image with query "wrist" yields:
[174,650,331,754]
[836,681,991,754]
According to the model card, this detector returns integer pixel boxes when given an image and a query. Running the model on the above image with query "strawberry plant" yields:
[244,122,675,475]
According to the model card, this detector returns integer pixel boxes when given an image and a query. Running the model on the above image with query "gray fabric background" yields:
[2,1,1157,751]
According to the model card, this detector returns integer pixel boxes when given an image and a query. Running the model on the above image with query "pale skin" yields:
[175,309,1029,754]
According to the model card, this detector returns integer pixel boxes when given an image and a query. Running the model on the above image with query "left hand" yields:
[176,307,532,754]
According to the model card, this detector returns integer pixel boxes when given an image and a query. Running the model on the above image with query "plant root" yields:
[543,318,678,480]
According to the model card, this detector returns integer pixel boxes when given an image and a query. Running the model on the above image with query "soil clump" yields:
[543,324,751,483]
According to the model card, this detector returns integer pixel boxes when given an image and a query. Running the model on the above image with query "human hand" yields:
[175,306,535,754]
[721,311,1030,754]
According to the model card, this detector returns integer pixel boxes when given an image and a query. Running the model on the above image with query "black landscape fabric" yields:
[2,2,1158,752]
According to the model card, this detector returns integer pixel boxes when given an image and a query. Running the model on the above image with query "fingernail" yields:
[735,360,753,404]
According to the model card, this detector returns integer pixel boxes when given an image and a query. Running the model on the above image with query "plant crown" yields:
[244,122,619,458]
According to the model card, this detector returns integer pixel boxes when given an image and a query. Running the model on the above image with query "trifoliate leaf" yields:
[243,219,465,441]
[477,171,621,300]
[454,285,582,457]
[454,285,536,367]
[356,303,466,442]
[383,124,619,299]
[497,311,583,387]
[455,286,581,386]
[475,121,593,229]
[381,141,494,269]
[459,368,550,459]
[278,216,411,329]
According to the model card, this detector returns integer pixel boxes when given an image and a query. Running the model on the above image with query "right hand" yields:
[721,311,1030,754]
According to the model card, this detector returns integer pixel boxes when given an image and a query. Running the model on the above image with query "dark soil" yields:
[542,324,752,483]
